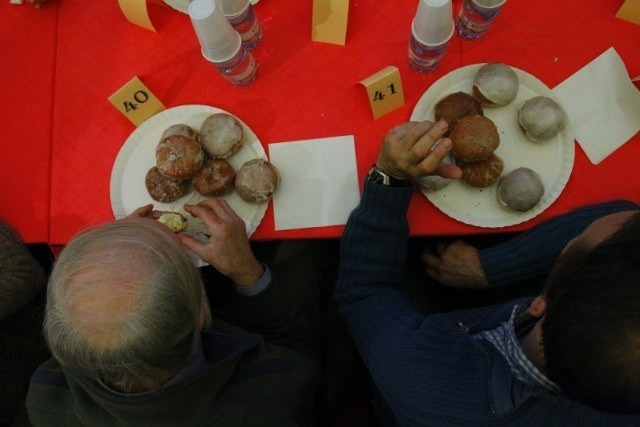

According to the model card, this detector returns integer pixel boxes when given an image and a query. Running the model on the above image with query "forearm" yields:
[335,180,413,303]
[480,200,639,287]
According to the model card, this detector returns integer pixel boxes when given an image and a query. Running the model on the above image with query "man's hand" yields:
[422,240,489,289]
[375,120,462,180]
[126,204,162,220]
[179,199,263,287]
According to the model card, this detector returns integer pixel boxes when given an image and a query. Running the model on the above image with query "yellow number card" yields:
[117,0,157,32]
[109,76,166,126]
[312,0,349,46]
[358,66,405,119]
[616,0,640,25]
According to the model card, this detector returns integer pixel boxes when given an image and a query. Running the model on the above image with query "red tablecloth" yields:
[2,0,640,244]
[0,1,57,242]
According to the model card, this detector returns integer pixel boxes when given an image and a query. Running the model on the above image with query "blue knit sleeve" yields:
[480,200,640,288]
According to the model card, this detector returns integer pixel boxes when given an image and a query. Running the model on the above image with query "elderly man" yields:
[26,199,322,426]
[335,119,640,425]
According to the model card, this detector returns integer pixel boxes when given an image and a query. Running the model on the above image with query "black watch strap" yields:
[367,166,413,187]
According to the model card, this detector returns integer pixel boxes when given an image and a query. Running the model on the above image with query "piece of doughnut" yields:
[192,158,236,197]
[434,92,483,135]
[498,167,545,212]
[518,96,567,142]
[449,115,500,162]
[145,166,188,203]
[157,212,188,233]
[472,62,519,107]
[160,124,199,142]
[199,113,245,159]
[456,153,504,188]
[155,134,204,180]
[235,159,280,203]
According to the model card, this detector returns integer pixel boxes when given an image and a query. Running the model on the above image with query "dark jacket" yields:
[335,179,639,426]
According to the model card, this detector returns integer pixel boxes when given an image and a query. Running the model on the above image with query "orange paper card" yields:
[616,0,640,25]
[117,0,157,31]
[312,0,350,46]
[359,66,405,119]
[109,76,166,126]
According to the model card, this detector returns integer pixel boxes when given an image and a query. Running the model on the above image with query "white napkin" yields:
[553,47,640,165]
[269,136,361,231]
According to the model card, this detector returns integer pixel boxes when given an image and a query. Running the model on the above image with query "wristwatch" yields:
[367,166,413,187]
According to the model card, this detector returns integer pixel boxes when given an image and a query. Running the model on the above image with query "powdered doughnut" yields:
[472,62,519,107]
[456,153,504,188]
[434,92,484,135]
[160,124,199,142]
[156,134,204,180]
[145,166,188,203]
[449,115,500,162]
[498,167,545,212]
[193,158,236,197]
[199,113,245,159]
[235,159,280,203]
[518,96,567,142]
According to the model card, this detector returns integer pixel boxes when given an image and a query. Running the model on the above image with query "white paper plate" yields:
[110,104,268,246]
[163,0,260,14]
[410,64,574,228]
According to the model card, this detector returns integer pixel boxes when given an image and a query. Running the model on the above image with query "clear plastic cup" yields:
[220,0,263,50]
[188,0,258,85]
[408,0,454,73]
[456,0,507,40]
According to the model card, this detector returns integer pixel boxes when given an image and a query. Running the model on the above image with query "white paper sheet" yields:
[269,136,360,231]
[553,47,640,165]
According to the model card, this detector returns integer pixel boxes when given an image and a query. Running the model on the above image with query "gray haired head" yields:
[45,217,211,393]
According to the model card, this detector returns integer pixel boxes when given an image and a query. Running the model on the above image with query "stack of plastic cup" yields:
[188,0,258,86]
[408,0,455,73]
[456,0,507,40]
[220,0,263,50]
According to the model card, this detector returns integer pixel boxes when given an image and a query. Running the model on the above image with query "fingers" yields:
[178,234,207,259]
[128,204,154,218]
[411,120,449,160]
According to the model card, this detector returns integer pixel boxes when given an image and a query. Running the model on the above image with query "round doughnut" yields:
[235,159,280,203]
[145,166,188,203]
[199,113,245,159]
[456,153,504,188]
[449,115,500,162]
[155,134,204,180]
[498,167,545,212]
[473,62,519,107]
[434,92,483,135]
[160,124,199,142]
[518,96,567,142]
[192,158,236,197]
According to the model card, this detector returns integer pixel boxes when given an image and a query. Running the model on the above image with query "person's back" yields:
[27,205,320,426]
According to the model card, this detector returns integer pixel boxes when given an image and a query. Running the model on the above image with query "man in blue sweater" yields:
[335,119,640,425]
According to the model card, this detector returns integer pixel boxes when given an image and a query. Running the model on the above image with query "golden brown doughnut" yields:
[235,159,280,203]
[449,115,500,162]
[199,113,245,159]
[193,158,236,197]
[456,153,504,188]
[145,166,188,203]
[434,92,483,135]
[155,134,204,180]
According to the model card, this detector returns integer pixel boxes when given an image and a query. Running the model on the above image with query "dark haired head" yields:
[542,211,640,414]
